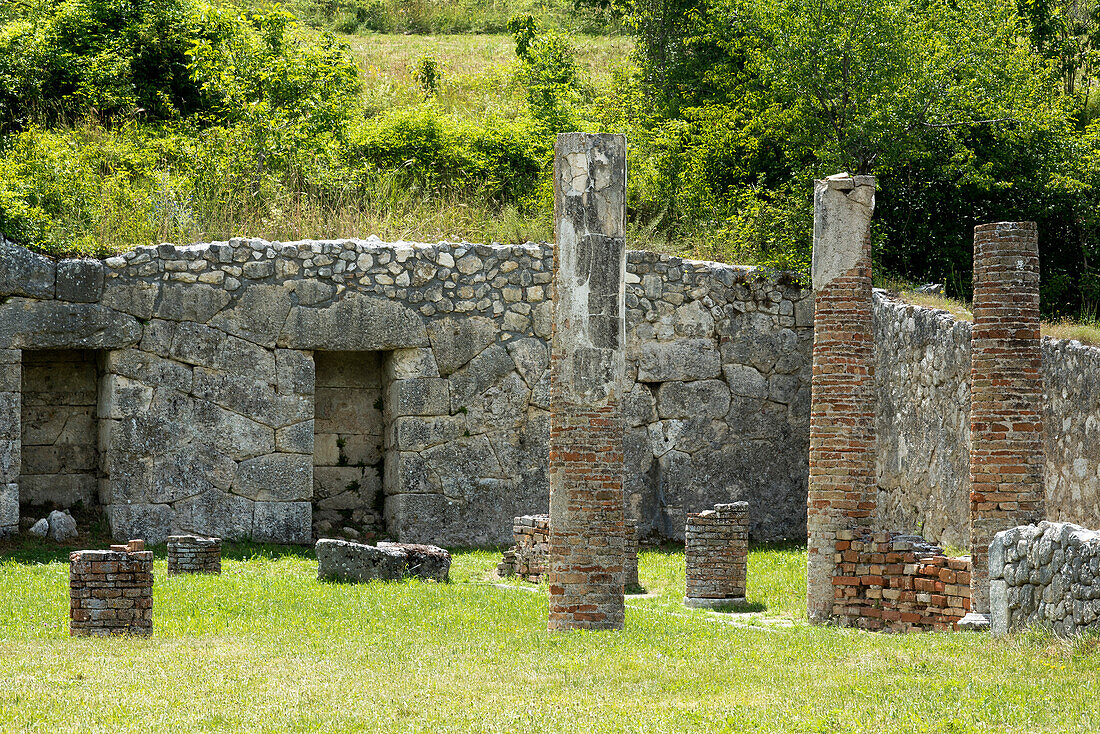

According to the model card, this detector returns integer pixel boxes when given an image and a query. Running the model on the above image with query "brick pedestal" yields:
[70,540,153,637]
[498,514,550,581]
[807,174,877,623]
[167,535,222,575]
[624,518,641,591]
[967,222,1043,619]
[685,502,748,607]
[547,133,628,631]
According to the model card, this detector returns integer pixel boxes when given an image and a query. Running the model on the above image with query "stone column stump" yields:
[547,132,629,631]
[70,539,153,637]
[167,535,222,575]
[963,222,1044,628]
[806,173,877,623]
[684,502,749,607]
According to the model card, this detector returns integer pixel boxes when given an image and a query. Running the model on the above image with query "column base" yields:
[684,596,747,609]
[956,612,990,631]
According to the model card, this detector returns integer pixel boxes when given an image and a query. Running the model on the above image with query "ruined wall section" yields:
[0,237,813,545]
[874,293,1100,548]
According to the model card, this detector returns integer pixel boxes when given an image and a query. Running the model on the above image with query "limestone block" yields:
[209,285,293,347]
[448,344,513,408]
[0,358,18,393]
[0,299,142,349]
[314,466,373,501]
[214,334,277,382]
[315,539,409,582]
[635,339,721,382]
[427,316,498,375]
[387,415,467,452]
[384,451,435,494]
[422,436,504,495]
[193,367,311,428]
[174,490,254,541]
[622,384,657,427]
[386,378,450,418]
[253,501,311,544]
[106,349,193,393]
[107,503,173,544]
[532,301,553,338]
[723,364,767,398]
[101,282,159,319]
[155,284,231,323]
[313,433,340,466]
[378,541,451,582]
[168,321,223,366]
[276,420,314,455]
[139,318,176,356]
[279,295,429,350]
[56,259,104,303]
[46,510,78,542]
[507,338,549,387]
[384,348,440,380]
[194,402,275,461]
[276,349,314,396]
[768,374,800,404]
[657,380,731,420]
[340,434,382,466]
[236,453,313,502]
[151,445,236,502]
[20,473,97,507]
[0,483,17,533]
[0,241,56,299]
[295,279,336,306]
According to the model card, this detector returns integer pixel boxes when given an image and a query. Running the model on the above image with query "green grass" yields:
[3,540,1100,732]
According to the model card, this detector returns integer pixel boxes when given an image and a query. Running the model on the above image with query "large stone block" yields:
[56,259,104,303]
[634,339,721,382]
[210,285,293,347]
[448,344,513,408]
[386,378,450,417]
[378,541,451,582]
[0,483,17,534]
[107,502,173,544]
[315,539,408,582]
[0,241,55,299]
[428,316,498,376]
[656,380,730,420]
[253,501,311,544]
[279,295,428,350]
[156,284,231,323]
[236,453,313,502]
[0,299,142,349]
[386,415,467,452]
[101,282,159,319]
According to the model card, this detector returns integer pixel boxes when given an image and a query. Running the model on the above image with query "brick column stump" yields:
[70,539,153,637]
[807,173,877,623]
[962,222,1044,629]
[547,132,628,631]
[167,535,222,575]
[684,502,749,608]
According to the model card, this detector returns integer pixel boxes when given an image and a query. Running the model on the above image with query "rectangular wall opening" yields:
[312,351,385,541]
[19,349,103,529]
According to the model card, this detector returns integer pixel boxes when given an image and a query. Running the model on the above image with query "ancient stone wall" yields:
[832,530,971,631]
[0,350,19,536]
[18,349,101,510]
[1,235,812,546]
[990,521,1100,637]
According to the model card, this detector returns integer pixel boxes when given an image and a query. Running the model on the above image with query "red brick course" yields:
[685,502,748,602]
[167,535,222,575]
[70,539,153,637]
[969,222,1044,614]
[832,530,971,631]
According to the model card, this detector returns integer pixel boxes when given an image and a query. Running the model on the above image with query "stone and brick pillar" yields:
[624,518,641,591]
[966,222,1043,621]
[806,173,877,623]
[547,132,628,631]
[167,535,223,575]
[70,540,153,637]
[684,502,749,607]
[0,350,19,537]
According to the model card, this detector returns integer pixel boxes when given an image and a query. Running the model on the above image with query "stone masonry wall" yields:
[1,235,813,546]
[990,521,1100,636]
[874,297,1100,550]
[312,351,384,539]
[19,349,101,509]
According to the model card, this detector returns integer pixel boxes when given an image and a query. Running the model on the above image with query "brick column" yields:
[70,540,153,637]
[624,518,641,591]
[966,222,1043,622]
[547,132,628,631]
[807,173,877,623]
[167,535,223,575]
[684,502,749,607]
[0,349,19,537]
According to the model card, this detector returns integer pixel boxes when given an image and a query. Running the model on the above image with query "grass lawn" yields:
[1,541,1098,733]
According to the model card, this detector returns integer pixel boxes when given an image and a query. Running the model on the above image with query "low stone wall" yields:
[684,502,748,606]
[832,530,971,631]
[874,293,1100,549]
[69,541,153,636]
[167,535,222,575]
[990,521,1100,636]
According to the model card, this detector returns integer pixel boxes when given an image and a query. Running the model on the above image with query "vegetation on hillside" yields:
[3,0,1100,320]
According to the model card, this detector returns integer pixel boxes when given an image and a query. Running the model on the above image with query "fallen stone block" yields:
[316,538,451,583]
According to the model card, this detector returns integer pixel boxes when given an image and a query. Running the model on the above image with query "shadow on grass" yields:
[710,600,767,613]
[0,535,316,566]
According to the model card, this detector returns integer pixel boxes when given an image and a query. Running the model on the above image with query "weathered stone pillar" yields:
[547,132,628,631]
[0,349,20,537]
[965,222,1043,624]
[806,173,877,624]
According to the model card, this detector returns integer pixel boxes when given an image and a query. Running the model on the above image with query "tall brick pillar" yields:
[964,222,1043,625]
[0,349,20,537]
[547,132,628,631]
[806,173,877,624]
